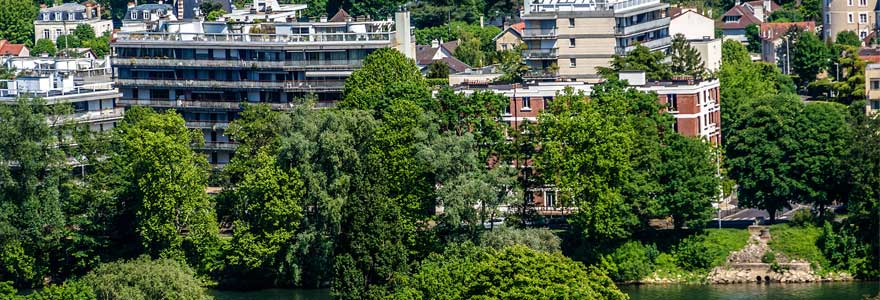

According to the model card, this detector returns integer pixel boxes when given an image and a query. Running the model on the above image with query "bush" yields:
[819,222,876,278]
[81,256,212,300]
[672,235,714,271]
[769,224,828,270]
[479,227,561,253]
[20,282,95,300]
[601,241,658,282]
[789,209,817,227]
[762,251,777,264]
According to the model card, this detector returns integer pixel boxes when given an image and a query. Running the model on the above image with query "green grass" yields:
[703,228,751,267]
[768,224,830,271]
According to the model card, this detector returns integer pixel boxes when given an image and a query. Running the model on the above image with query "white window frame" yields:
[860,0,867,6]
[848,0,854,6]
[42,13,49,21]
[860,12,868,24]
[861,30,869,38]
[42,29,50,39]
[522,97,531,110]
[130,11,137,19]
[569,38,576,47]
[143,11,149,19]
[55,29,62,38]
[568,18,575,27]
[569,58,576,67]
[68,11,75,20]
[848,13,854,23]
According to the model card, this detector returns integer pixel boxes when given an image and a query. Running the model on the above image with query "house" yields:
[822,0,877,42]
[721,0,780,43]
[669,8,722,72]
[493,22,524,51]
[866,63,880,114]
[0,40,29,57]
[759,21,816,71]
[34,2,113,44]
[858,47,880,63]
[415,40,471,75]
[121,3,178,32]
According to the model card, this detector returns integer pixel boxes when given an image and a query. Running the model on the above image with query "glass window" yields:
[522,97,531,109]
[860,0,867,5]
[545,191,556,208]
[860,13,868,24]
[131,11,136,19]
[848,0,853,6]
[667,94,678,111]
[568,18,575,27]
[569,38,576,47]
[43,29,49,39]
[569,58,576,67]
[871,80,880,90]
[848,13,854,23]
[872,100,880,109]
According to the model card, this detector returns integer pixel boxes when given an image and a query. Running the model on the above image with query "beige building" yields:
[669,8,721,72]
[823,0,877,42]
[866,64,880,114]
[494,22,524,51]
[35,3,113,44]
[521,0,671,82]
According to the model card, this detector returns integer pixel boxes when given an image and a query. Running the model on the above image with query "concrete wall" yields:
[692,38,722,72]
[670,11,715,40]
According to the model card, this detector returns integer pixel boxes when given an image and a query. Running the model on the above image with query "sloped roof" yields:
[416,45,441,66]
[721,5,762,30]
[0,40,27,56]
[41,3,86,13]
[858,47,880,63]
[442,40,459,53]
[493,22,525,42]
[329,8,350,22]
[759,21,815,41]
[670,8,710,21]
[745,0,780,11]
[415,41,471,73]
[438,56,470,73]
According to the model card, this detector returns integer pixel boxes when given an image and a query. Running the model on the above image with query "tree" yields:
[495,48,528,83]
[31,39,57,56]
[55,35,81,50]
[0,0,37,45]
[81,256,212,300]
[669,33,706,79]
[391,244,628,300]
[657,134,720,230]
[206,10,225,21]
[745,24,761,53]
[479,227,562,253]
[597,44,672,80]
[726,95,803,223]
[768,7,804,22]
[830,45,866,105]
[845,112,880,278]
[72,24,96,42]
[790,102,851,216]
[81,36,110,57]
[337,0,407,19]
[791,30,829,85]
[453,31,485,67]
[426,60,450,78]
[340,48,432,113]
[721,39,750,65]
[835,30,862,47]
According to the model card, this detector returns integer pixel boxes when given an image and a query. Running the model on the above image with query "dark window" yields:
[522,97,531,109]
[667,94,678,111]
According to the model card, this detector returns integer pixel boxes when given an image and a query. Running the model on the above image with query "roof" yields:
[759,21,815,41]
[438,57,470,73]
[442,40,459,53]
[130,3,174,11]
[492,22,524,42]
[745,0,780,11]
[41,3,86,13]
[670,8,710,21]
[721,5,763,30]
[859,47,880,63]
[415,41,471,73]
[0,40,27,56]
[329,8,350,22]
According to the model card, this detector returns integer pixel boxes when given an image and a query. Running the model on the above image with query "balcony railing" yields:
[523,70,558,79]
[0,86,119,103]
[615,36,672,55]
[115,32,394,44]
[119,98,300,110]
[522,48,559,59]
[115,78,345,91]
[112,58,364,69]
[615,18,670,36]
[612,0,664,12]
[185,120,230,129]
[200,141,239,151]
[63,107,125,124]
[522,28,558,39]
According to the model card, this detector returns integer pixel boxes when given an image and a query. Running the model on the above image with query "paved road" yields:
[710,204,809,228]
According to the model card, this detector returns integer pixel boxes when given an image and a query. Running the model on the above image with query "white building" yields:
[34,3,113,44]
[669,8,722,72]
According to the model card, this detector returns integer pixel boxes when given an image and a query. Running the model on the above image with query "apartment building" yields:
[866,63,880,114]
[0,56,122,131]
[111,0,415,165]
[823,0,877,42]
[35,2,113,44]
[669,8,722,72]
[520,0,671,82]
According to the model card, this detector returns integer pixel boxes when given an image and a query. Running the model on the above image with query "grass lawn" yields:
[703,228,751,266]
[768,224,830,271]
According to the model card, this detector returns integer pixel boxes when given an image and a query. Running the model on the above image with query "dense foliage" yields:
[0,0,37,45]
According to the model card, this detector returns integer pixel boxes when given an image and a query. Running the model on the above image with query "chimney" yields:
[127,2,135,9]
[431,39,440,48]
[764,0,772,12]
[320,15,327,22]
[39,3,46,9]
[85,2,93,19]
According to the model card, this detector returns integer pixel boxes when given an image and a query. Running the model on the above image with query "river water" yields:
[210,282,879,300]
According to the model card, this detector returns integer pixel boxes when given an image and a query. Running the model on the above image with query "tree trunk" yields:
[767,208,776,224]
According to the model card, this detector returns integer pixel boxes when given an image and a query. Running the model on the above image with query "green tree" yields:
[835,30,862,47]
[790,102,851,216]
[340,48,432,113]
[798,0,821,21]
[845,113,880,278]
[0,0,38,45]
[81,36,110,57]
[768,7,804,22]
[392,244,628,300]
[719,40,788,142]
[495,48,528,83]
[657,134,720,230]
[18,281,95,300]
[81,256,212,300]
[426,60,450,78]
[206,10,225,21]
[830,45,866,105]
[669,33,706,79]
[745,24,761,53]
[338,0,407,19]
[55,35,81,50]
[791,30,829,85]
[598,44,672,80]
[72,24,96,41]
[453,31,485,67]
[479,227,562,253]
[31,39,57,56]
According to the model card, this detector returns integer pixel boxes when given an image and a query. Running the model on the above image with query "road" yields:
[711,204,809,227]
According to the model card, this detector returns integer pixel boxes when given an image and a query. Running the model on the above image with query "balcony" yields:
[199,141,239,151]
[523,70,558,80]
[115,78,346,91]
[615,18,670,36]
[0,87,120,104]
[185,120,230,129]
[119,98,300,110]
[615,36,672,55]
[612,0,667,14]
[112,58,364,69]
[115,32,394,46]
[63,107,125,124]
[522,28,558,39]
[522,48,559,60]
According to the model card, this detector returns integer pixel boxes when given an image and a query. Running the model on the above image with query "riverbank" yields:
[621,281,879,300]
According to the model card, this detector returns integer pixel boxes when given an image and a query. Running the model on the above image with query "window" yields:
[860,0,867,5]
[569,58,576,67]
[861,30,868,38]
[130,11,137,19]
[55,29,62,38]
[143,11,149,19]
[42,13,48,21]
[569,38,576,47]
[848,13,854,23]
[871,80,880,90]
[848,0,854,6]
[522,97,531,110]
[68,12,75,20]
[860,13,868,24]
[55,12,61,20]
[873,100,880,110]
[503,103,511,115]
[544,191,556,208]
[568,18,575,27]
[544,96,552,109]
[42,29,49,39]
[667,94,678,111]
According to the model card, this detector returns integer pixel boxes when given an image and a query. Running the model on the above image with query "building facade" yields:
[112,3,414,165]
[520,0,671,82]
[35,3,113,44]
[669,8,722,72]
[866,63,880,114]
[760,22,816,72]
[823,0,877,42]
[721,0,778,43]
[1,56,122,131]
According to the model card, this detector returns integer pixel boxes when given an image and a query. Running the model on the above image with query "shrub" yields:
[762,251,777,264]
[819,222,876,278]
[672,235,713,271]
[81,256,212,300]
[769,224,829,271]
[789,209,817,227]
[601,241,657,282]
[479,227,561,253]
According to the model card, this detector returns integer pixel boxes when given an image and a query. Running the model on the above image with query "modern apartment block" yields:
[520,0,671,82]
[0,56,122,131]
[35,2,113,44]
[111,0,415,165]
[822,0,877,42]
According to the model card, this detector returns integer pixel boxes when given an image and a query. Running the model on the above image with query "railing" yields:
[185,120,230,129]
[63,107,125,124]
[0,86,116,99]
[523,70,558,79]
[615,18,670,36]
[115,78,346,91]
[522,48,558,59]
[115,31,394,44]
[611,0,663,11]
[119,98,300,110]
[200,141,239,151]
[111,58,364,69]
[521,28,558,38]
[615,36,672,55]
[527,3,609,14]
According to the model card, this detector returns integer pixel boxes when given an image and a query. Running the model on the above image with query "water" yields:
[210,288,331,300]
[621,282,880,300]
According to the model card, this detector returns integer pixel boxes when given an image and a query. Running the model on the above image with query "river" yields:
[210,281,879,300]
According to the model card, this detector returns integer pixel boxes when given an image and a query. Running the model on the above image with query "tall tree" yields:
[597,44,671,81]
[340,48,432,113]
[657,134,720,230]
[31,39,56,57]
[0,0,37,45]
[829,45,866,105]
[845,111,880,277]
[72,24,96,42]
[790,102,851,216]
[791,30,829,85]
[669,33,706,79]
[453,31,485,67]
[835,30,863,47]
[745,24,761,53]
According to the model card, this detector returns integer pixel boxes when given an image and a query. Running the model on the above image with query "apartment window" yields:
[871,80,880,90]
[143,11,149,19]
[68,12,75,20]
[568,18,575,27]
[544,191,556,208]
[503,103,511,115]
[55,29,62,38]
[860,0,867,6]
[544,96,553,109]
[569,38,576,47]
[55,12,61,20]
[860,13,868,24]
[130,11,137,19]
[42,13,48,21]
[42,29,49,39]
[873,100,880,110]
[848,0,853,6]
[522,97,531,110]
[667,94,678,111]
[569,58,576,67]
[862,30,869,38]
[848,13,854,23]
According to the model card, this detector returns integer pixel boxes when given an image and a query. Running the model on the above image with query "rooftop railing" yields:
[115,78,346,91]
[521,28,558,39]
[111,58,364,69]
[115,31,395,44]
[615,18,669,36]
